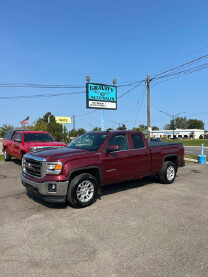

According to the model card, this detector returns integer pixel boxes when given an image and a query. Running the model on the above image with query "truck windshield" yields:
[24,133,55,142]
[67,133,108,151]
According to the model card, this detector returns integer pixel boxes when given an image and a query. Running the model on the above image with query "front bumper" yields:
[21,174,68,203]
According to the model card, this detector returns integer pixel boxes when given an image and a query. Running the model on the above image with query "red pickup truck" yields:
[3,130,66,161]
[21,131,185,208]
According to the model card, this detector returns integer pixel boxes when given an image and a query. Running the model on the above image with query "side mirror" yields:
[106,144,120,153]
[15,138,22,143]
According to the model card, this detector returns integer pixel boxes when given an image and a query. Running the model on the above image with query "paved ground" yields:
[0,141,3,155]
[184,146,208,156]
[0,160,208,277]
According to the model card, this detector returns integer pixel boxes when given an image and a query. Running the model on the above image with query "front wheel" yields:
[4,148,11,161]
[159,161,176,184]
[67,173,98,208]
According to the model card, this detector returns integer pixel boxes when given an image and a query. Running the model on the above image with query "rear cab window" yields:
[131,134,145,149]
[107,134,129,151]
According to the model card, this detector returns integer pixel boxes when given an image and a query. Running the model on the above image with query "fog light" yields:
[48,183,56,192]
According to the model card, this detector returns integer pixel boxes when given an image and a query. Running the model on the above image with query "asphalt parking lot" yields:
[0,160,208,277]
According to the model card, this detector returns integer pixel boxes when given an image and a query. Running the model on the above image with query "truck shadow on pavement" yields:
[101,175,158,197]
[25,175,161,209]
[26,191,68,209]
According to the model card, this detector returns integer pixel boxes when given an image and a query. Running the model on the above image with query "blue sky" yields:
[0,0,208,131]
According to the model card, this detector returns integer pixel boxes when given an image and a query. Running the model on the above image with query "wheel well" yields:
[164,155,178,166]
[69,168,102,187]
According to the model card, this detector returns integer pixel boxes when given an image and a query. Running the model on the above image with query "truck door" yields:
[8,133,18,155]
[128,134,151,177]
[101,134,134,184]
[13,132,22,159]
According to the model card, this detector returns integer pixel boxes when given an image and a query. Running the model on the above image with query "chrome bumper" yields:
[21,174,69,198]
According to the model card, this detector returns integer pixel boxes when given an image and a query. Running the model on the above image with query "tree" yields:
[69,129,78,138]
[0,124,14,137]
[106,128,113,132]
[92,127,101,131]
[175,117,188,129]
[188,119,204,129]
[138,124,147,131]
[30,112,68,142]
[117,124,127,130]
[190,131,195,138]
[131,127,140,131]
[164,124,171,130]
[43,112,55,123]
[152,126,159,130]
[77,128,86,136]
[30,118,48,131]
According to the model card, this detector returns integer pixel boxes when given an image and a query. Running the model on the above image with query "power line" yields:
[0,82,85,89]
[117,80,146,99]
[151,54,208,81]
[152,44,208,76]
[0,81,142,89]
[0,91,85,100]
[132,86,146,128]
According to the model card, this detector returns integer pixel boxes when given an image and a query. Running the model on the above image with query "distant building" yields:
[151,129,204,139]
[204,133,208,139]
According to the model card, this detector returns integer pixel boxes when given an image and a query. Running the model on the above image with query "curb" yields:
[184,157,208,165]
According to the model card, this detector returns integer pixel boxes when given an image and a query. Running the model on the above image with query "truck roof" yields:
[88,130,143,135]
[4,129,49,140]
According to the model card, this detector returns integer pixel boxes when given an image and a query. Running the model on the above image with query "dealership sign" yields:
[86,83,117,110]
[55,116,71,124]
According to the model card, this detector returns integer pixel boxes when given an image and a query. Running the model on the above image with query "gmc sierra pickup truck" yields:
[21,131,185,208]
[3,130,66,161]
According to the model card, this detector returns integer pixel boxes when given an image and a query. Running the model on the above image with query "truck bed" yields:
[148,141,182,147]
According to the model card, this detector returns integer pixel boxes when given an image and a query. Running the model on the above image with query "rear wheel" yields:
[4,148,11,161]
[67,173,97,208]
[159,161,176,184]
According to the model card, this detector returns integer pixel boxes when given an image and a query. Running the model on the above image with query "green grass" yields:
[185,154,198,160]
[0,155,4,161]
[162,139,208,147]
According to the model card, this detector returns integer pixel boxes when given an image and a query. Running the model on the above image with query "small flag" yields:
[20,116,29,127]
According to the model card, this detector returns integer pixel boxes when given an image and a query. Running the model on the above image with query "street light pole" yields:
[159,111,185,139]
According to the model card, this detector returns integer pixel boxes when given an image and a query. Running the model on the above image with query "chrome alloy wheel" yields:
[76,180,94,203]
[166,166,175,181]
[4,150,7,160]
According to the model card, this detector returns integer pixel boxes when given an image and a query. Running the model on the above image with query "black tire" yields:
[159,161,176,184]
[4,148,11,161]
[67,173,98,208]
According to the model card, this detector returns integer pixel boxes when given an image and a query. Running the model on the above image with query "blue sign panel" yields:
[86,83,117,110]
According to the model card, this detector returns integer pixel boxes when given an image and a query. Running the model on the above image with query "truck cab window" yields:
[131,134,145,149]
[108,134,129,151]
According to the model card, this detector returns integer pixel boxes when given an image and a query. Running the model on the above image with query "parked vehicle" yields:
[2,130,66,161]
[21,131,185,208]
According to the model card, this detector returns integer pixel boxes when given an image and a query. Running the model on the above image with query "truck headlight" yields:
[46,162,62,175]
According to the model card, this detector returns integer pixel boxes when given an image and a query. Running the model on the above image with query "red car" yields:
[21,131,185,208]
[3,130,66,161]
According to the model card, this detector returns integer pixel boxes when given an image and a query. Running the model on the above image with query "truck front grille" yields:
[24,158,42,178]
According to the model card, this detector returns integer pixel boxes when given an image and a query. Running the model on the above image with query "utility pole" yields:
[72,114,75,130]
[147,74,151,141]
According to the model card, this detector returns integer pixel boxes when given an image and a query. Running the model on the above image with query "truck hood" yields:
[27,147,91,161]
[26,142,66,147]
